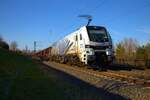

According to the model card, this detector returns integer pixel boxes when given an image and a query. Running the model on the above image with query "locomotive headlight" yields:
[106,49,112,55]
[109,45,112,49]
[86,48,94,55]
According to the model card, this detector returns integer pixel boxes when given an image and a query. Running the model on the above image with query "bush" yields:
[0,41,9,50]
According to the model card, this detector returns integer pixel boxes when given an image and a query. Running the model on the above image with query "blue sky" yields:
[0,0,150,50]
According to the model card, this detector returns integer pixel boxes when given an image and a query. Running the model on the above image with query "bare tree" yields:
[10,41,18,51]
[123,38,138,59]
[115,38,139,60]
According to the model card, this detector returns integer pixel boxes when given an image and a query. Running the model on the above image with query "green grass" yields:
[0,49,125,100]
[0,49,68,100]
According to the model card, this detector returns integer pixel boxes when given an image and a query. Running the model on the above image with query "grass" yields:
[0,48,126,100]
[0,49,68,100]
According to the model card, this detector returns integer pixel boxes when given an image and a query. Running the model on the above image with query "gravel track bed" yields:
[44,61,150,100]
[109,70,150,80]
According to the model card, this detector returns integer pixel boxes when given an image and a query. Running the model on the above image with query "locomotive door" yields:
[77,33,84,56]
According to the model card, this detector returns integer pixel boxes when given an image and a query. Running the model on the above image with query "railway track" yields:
[43,61,150,88]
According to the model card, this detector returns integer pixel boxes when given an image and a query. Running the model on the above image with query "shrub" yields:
[0,41,9,50]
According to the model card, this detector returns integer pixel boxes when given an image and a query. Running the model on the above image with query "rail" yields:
[43,61,150,88]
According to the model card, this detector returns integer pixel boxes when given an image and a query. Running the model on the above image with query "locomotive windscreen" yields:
[87,26,109,42]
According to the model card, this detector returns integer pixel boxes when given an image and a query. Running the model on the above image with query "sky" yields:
[0,0,150,51]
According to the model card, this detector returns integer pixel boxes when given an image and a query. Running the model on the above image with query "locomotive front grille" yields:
[85,45,109,50]
[92,46,109,50]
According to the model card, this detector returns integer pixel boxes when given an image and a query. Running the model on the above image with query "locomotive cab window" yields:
[87,26,109,42]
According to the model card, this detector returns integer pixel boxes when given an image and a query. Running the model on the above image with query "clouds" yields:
[137,27,150,35]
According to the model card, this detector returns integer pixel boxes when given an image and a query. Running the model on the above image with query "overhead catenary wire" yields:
[63,0,107,30]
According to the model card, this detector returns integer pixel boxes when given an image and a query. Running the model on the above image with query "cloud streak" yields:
[137,27,150,34]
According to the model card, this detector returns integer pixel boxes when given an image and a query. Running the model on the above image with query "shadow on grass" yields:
[41,63,130,100]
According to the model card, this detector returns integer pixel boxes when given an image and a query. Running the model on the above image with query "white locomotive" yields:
[51,25,114,67]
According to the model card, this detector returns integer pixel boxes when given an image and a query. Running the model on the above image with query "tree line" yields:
[115,38,150,67]
[115,38,150,60]
[0,36,33,55]
[0,36,18,51]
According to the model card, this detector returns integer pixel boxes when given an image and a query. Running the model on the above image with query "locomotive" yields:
[50,25,114,68]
